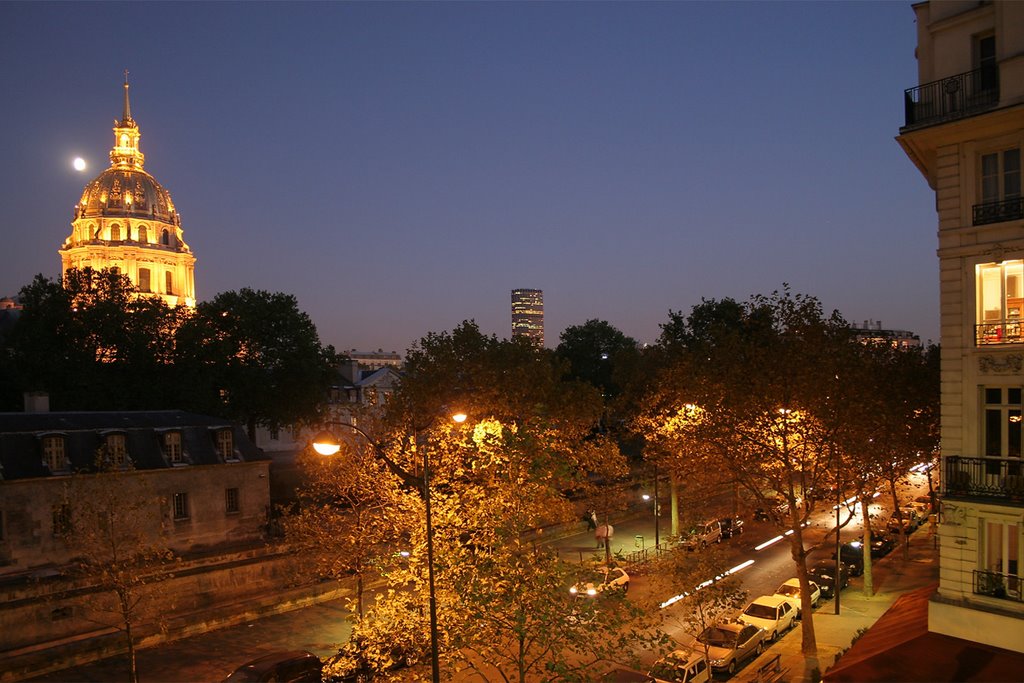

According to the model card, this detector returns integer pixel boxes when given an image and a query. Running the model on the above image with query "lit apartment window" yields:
[42,435,66,472]
[172,492,189,521]
[982,387,1022,476]
[105,433,128,467]
[216,430,234,460]
[52,503,72,536]
[165,431,183,464]
[225,487,240,514]
[976,260,1024,344]
[138,268,151,293]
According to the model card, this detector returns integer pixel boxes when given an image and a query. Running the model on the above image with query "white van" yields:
[683,520,722,550]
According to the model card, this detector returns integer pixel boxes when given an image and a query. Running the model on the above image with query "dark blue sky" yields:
[0,1,937,354]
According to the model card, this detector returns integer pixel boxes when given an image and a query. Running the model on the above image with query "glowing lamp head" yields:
[311,430,341,456]
[451,412,468,424]
[72,157,87,172]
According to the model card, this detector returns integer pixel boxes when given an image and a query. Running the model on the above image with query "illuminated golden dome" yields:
[72,73,179,225]
[75,168,179,224]
[60,72,196,309]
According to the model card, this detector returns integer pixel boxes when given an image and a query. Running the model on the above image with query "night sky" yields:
[0,1,937,355]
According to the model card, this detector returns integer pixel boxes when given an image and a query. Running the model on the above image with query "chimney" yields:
[24,392,50,413]
[338,359,361,384]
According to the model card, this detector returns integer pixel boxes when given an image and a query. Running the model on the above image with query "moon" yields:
[73,157,86,172]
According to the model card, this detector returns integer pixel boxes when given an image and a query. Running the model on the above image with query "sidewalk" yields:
[740,528,939,683]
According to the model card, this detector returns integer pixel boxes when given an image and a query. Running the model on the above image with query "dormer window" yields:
[42,435,67,473]
[164,431,184,465]
[216,429,235,461]
[105,433,128,468]
[161,229,170,246]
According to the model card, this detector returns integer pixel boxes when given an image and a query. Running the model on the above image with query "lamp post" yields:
[313,412,466,683]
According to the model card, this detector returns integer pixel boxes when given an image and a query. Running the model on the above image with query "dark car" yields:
[221,650,322,683]
[807,560,850,598]
[832,542,865,576]
[719,516,745,539]
[858,533,896,557]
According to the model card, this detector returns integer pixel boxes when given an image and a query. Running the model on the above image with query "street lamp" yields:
[312,411,467,683]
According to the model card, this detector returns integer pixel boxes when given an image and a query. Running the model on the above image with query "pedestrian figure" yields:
[585,510,597,531]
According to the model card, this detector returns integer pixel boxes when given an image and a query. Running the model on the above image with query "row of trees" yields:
[0,268,339,439]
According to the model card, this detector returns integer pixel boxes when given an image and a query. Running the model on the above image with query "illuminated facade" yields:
[60,75,196,308]
[897,0,1024,654]
[511,288,544,346]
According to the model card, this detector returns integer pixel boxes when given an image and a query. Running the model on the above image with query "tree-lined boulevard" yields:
[1,271,939,682]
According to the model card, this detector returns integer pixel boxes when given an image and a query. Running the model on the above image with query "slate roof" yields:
[0,410,265,481]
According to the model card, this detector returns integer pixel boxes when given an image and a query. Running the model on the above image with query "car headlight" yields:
[711,658,725,666]
[569,586,578,595]
[586,588,598,597]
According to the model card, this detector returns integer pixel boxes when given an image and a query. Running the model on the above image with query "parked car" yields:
[887,511,914,534]
[683,520,722,550]
[807,560,850,598]
[906,500,931,520]
[858,533,896,557]
[647,648,712,683]
[324,635,426,682]
[570,566,630,596]
[900,504,925,526]
[694,621,765,675]
[914,494,938,515]
[601,668,657,682]
[222,650,323,683]
[753,498,790,521]
[719,516,745,539]
[772,578,820,617]
[833,542,865,576]
[738,595,796,641]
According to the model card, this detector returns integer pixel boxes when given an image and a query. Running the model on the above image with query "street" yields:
[28,475,932,682]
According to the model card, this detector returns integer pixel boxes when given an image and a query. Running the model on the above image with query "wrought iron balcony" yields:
[976,320,1024,345]
[943,455,1024,503]
[903,66,999,129]
[974,197,1024,226]
[974,569,1023,603]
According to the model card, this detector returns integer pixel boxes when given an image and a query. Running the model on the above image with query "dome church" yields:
[60,74,196,308]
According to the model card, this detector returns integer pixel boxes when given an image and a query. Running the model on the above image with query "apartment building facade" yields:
[897,0,1024,653]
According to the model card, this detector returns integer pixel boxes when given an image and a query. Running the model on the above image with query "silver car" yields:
[694,622,765,676]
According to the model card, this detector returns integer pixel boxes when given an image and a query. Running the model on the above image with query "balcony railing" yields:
[903,66,999,129]
[973,569,1023,603]
[976,320,1024,345]
[943,455,1024,502]
[974,197,1024,226]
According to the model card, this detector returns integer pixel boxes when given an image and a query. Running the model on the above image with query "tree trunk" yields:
[861,494,874,596]
[119,590,138,683]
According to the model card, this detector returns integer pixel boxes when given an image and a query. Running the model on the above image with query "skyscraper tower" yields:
[60,73,196,308]
[511,288,544,347]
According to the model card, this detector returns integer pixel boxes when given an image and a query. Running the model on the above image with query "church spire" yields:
[121,69,133,126]
[110,71,144,169]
